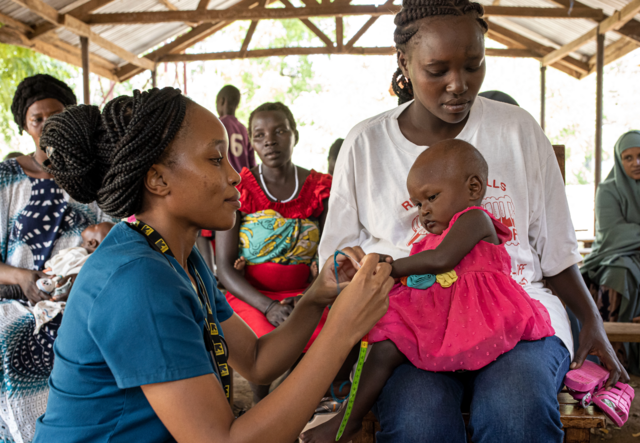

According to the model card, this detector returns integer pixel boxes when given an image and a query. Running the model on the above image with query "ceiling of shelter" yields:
[0,0,638,82]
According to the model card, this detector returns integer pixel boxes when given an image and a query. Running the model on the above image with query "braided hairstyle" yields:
[11,74,77,134]
[392,0,488,105]
[248,102,299,145]
[39,87,187,218]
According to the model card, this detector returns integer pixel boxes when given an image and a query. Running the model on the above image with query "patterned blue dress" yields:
[0,158,115,443]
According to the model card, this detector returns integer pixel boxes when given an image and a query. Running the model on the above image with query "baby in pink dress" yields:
[301,139,555,443]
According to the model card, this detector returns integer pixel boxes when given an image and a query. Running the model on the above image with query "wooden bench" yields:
[604,321,640,343]
[353,391,606,443]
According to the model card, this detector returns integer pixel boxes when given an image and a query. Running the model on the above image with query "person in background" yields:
[217,85,256,172]
[3,151,23,161]
[478,90,519,106]
[217,102,332,404]
[0,73,115,443]
[327,138,344,176]
[582,130,640,374]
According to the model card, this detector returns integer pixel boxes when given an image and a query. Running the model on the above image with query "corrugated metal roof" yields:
[0,0,638,74]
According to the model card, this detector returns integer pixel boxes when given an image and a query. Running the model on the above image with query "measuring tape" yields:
[336,333,368,441]
[331,250,369,442]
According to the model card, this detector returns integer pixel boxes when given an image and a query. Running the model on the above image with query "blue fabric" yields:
[373,336,571,443]
[15,178,69,270]
[406,273,436,289]
[33,223,234,443]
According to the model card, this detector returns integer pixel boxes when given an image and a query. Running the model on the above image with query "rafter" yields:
[197,0,210,12]
[280,0,333,47]
[0,11,33,33]
[159,46,538,62]
[548,0,640,46]
[29,0,118,40]
[487,20,588,78]
[346,16,377,48]
[8,0,154,70]
[116,0,267,80]
[85,6,604,26]
[542,0,640,67]
[336,17,343,50]
[587,38,639,75]
[0,26,118,80]
[240,20,258,55]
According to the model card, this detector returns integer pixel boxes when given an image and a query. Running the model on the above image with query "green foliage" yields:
[0,42,76,143]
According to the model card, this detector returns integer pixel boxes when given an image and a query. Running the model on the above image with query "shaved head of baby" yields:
[407,139,488,234]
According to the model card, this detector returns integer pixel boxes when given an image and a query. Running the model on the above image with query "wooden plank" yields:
[485,48,538,58]
[64,15,155,70]
[197,0,210,11]
[0,12,33,33]
[300,18,333,46]
[559,404,606,429]
[8,0,60,25]
[548,0,640,45]
[587,39,639,74]
[29,0,118,40]
[604,321,640,342]
[541,26,597,66]
[158,0,179,11]
[240,20,258,55]
[599,0,640,35]
[85,5,602,25]
[41,34,117,70]
[345,16,377,48]
[0,27,118,80]
[336,16,343,50]
[159,46,539,61]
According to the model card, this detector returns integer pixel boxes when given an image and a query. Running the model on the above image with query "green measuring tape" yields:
[332,250,370,442]
[336,334,369,441]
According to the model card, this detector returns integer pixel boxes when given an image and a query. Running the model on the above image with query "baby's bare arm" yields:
[391,209,498,278]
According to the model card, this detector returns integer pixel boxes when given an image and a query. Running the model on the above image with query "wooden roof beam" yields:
[346,16,378,48]
[197,0,211,12]
[280,0,334,47]
[586,38,639,75]
[240,20,258,56]
[0,11,33,32]
[8,0,154,70]
[29,0,118,40]
[542,0,640,67]
[548,0,640,45]
[0,26,118,80]
[86,6,604,25]
[158,46,538,61]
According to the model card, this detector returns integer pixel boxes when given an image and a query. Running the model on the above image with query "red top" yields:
[237,167,332,219]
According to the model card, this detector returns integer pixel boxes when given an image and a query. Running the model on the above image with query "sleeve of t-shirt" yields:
[528,140,582,277]
[317,133,365,269]
[87,258,214,389]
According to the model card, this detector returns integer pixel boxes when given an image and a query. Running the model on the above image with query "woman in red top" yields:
[217,102,332,403]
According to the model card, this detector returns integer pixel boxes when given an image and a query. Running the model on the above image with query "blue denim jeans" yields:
[372,336,571,443]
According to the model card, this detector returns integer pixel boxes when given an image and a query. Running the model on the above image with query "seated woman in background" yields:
[217,102,332,403]
[0,74,115,443]
[582,130,640,374]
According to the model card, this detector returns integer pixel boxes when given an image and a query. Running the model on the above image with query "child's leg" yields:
[300,340,407,443]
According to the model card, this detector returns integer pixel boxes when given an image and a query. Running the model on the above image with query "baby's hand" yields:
[375,254,394,264]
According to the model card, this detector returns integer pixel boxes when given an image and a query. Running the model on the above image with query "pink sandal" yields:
[564,360,609,407]
[592,382,635,427]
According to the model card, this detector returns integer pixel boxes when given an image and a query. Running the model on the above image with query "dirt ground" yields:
[231,371,640,442]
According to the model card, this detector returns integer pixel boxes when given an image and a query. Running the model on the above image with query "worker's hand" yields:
[326,253,393,344]
[304,247,365,309]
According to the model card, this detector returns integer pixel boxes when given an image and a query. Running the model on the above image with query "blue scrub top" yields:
[33,223,234,443]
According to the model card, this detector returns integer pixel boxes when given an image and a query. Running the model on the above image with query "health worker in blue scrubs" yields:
[33,87,393,443]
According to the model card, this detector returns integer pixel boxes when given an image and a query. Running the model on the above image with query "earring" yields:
[393,68,413,97]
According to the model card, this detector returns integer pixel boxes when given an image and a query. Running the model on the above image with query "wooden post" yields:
[540,64,546,131]
[152,67,157,88]
[183,62,187,95]
[80,36,90,104]
[595,30,604,190]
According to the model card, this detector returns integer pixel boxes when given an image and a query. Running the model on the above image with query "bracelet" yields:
[263,300,279,315]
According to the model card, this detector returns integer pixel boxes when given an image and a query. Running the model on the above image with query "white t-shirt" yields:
[319,97,581,357]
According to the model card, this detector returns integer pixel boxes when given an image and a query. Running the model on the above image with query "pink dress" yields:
[369,207,555,372]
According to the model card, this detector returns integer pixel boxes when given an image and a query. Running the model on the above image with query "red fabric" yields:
[225,263,327,352]
[237,168,332,218]
[201,230,213,237]
[369,207,555,372]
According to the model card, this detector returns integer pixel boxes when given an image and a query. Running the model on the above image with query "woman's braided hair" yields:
[392,0,488,105]
[248,102,299,145]
[11,74,77,134]
[40,87,187,218]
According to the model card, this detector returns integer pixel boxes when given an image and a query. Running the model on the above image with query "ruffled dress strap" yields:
[237,167,332,219]
[445,206,512,244]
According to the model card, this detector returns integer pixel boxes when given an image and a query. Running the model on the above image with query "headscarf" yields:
[11,74,77,134]
[582,130,640,273]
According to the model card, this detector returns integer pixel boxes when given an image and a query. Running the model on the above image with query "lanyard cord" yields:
[125,221,232,403]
